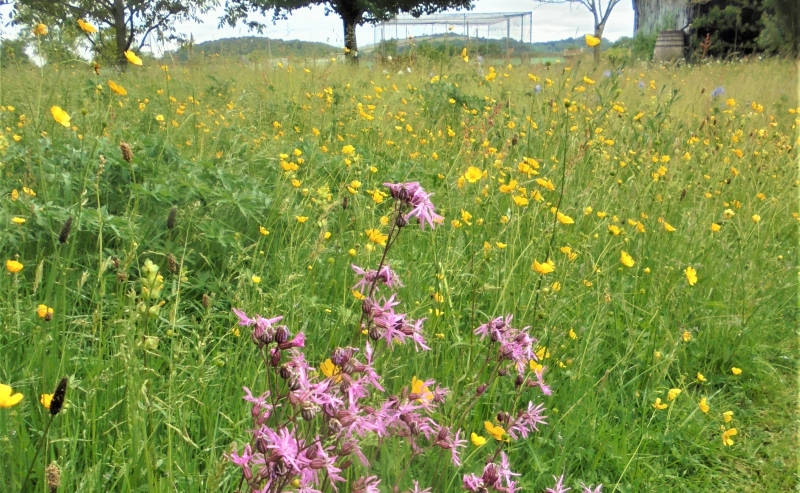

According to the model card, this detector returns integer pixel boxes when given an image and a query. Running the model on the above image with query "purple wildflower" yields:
[384,181,443,230]
[474,315,513,340]
[507,401,548,439]
[353,476,381,493]
[462,473,484,492]
[233,308,255,326]
[532,365,552,396]
[581,484,602,493]
[352,264,403,293]
[546,475,571,493]
[226,444,254,480]
[406,481,432,493]
[711,86,725,98]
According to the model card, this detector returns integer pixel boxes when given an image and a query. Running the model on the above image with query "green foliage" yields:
[0,37,32,67]
[758,0,800,56]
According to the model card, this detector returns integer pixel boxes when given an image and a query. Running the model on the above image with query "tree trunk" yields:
[593,25,604,63]
[342,13,358,64]
[112,0,129,65]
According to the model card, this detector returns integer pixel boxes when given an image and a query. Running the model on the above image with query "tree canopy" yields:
[221,0,473,60]
[10,0,217,64]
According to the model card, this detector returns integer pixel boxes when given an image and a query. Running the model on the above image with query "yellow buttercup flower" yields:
[697,372,706,382]
[536,178,555,191]
[533,259,555,275]
[296,216,308,223]
[50,106,71,128]
[320,358,342,383]
[556,212,574,225]
[470,432,486,447]
[721,427,737,446]
[0,384,24,408]
[484,421,505,441]
[107,79,127,96]
[33,24,48,36]
[684,266,698,286]
[77,19,97,34]
[259,226,269,236]
[6,259,23,273]
[124,50,143,66]
[731,367,742,376]
[11,217,26,225]
[464,166,483,183]
[699,398,709,414]
[40,393,53,409]
[667,388,681,400]
[652,398,667,410]
[251,275,261,284]
[711,223,722,232]
[37,304,54,320]
[410,376,433,403]
[620,250,635,268]
[365,228,388,246]
[584,34,601,47]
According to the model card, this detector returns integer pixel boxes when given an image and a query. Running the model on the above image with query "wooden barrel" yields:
[653,30,685,62]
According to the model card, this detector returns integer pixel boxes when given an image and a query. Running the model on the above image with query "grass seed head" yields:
[45,461,61,493]
[120,141,133,163]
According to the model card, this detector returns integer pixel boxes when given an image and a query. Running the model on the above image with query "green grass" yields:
[0,52,796,492]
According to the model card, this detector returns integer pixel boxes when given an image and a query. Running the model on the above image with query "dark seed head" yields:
[166,206,178,231]
[58,216,73,244]
[515,374,524,388]
[202,293,211,308]
[50,377,68,416]
[475,383,488,396]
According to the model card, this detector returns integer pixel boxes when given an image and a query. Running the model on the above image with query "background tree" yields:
[758,0,800,57]
[9,0,217,65]
[220,0,473,62]
[536,0,622,62]
[689,0,766,57]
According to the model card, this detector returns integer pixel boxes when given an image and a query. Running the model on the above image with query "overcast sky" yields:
[157,0,635,53]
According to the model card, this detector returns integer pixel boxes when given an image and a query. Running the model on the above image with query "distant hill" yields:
[364,33,595,56]
[171,37,339,61]
[167,35,598,61]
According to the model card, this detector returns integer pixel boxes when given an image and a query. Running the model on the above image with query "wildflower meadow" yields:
[0,40,797,493]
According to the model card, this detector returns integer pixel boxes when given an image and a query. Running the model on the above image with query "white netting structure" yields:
[374,12,533,46]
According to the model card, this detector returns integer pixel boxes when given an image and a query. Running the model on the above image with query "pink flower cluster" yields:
[227,182,599,493]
